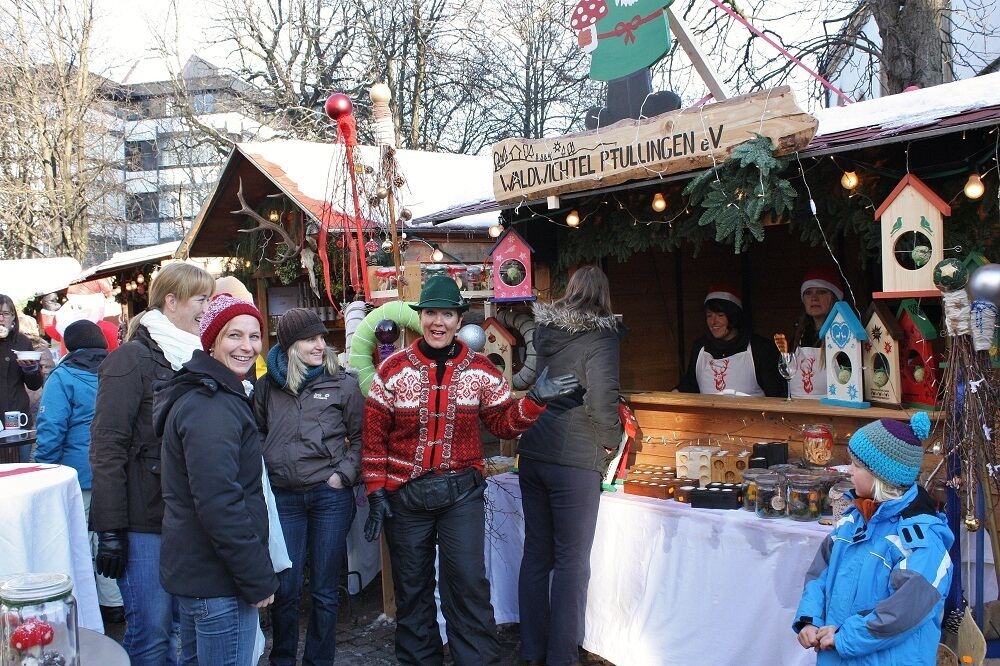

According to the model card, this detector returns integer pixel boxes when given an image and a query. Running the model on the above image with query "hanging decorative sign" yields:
[571,0,674,82]
[491,86,816,203]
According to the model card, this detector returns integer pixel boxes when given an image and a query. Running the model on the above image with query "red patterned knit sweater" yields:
[362,339,544,494]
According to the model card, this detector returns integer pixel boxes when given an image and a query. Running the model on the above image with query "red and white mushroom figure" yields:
[570,0,607,52]
[9,619,54,661]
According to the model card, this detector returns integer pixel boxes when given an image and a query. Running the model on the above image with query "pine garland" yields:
[683,134,797,253]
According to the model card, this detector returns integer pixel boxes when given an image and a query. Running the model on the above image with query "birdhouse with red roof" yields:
[480,317,517,383]
[873,174,951,299]
[490,227,535,302]
[862,302,905,407]
[895,299,941,409]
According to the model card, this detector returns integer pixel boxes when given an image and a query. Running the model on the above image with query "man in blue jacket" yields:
[35,319,125,623]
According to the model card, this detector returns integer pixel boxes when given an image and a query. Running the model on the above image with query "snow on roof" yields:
[72,241,180,284]
[0,257,83,303]
[237,140,496,229]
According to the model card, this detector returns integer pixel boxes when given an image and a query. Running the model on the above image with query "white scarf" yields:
[140,309,202,371]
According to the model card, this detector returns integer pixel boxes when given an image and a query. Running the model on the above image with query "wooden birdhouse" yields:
[873,174,951,299]
[480,317,517,382]
[895,299,941,409]
[862,302,905,407]
[819,301,870,409]
[489,228,535,302]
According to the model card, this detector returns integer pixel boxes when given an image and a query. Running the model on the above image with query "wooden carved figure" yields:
[862,302,905,407]
[819,301,870,409]
[873,174,951,298]
[490,228,536,303]
[896,299,941,409]
[480,316,517,383]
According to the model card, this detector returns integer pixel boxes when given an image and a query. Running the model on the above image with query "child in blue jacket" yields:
[793,412,953,665]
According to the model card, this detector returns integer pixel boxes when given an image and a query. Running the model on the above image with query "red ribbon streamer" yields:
[335,113,372,302]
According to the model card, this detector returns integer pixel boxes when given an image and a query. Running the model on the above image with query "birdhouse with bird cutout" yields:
[489,228,535,302]
[862,302,905,407]
[895,299,941,409]
[873,174,951,299]
[480,317,517,383]
[819,301,870,409]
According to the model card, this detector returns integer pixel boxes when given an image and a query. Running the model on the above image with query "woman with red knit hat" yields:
[677,285,784,397]
[790,268,844,400]
[154,294,278,665]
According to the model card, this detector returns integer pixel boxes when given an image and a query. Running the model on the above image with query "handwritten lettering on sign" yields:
[490,87,817,203]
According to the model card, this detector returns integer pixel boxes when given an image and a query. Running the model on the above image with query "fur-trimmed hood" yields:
[532,302,618,333]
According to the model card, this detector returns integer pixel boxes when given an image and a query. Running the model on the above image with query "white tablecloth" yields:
[0,464,103,633]
[483,473,830,666]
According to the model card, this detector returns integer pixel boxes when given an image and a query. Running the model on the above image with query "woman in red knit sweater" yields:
[362,275,578,666]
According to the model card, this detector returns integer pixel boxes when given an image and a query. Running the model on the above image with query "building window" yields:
[193,93,215,114]
[124,140,157,171]
[125,192,159,223]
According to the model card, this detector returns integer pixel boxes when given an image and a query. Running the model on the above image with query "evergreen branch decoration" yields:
[682,134,796,253]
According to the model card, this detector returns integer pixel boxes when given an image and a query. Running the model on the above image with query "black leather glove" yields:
[364,489,394,542]
[95,530,128,579]
[527,366,580,405]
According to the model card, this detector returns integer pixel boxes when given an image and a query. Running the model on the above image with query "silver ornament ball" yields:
[969,263,1000,305]
[457,324,487,352]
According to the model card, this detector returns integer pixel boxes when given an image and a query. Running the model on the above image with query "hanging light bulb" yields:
[431,247,444,262]
[840,170,859,190]
[566,210,580,227]
[136,274,144,284]
[488,223,503,238]
[268,209,280,222]
[651,193,667,212]
[964,172,985,200]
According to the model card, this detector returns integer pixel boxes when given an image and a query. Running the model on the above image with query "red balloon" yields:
[325,93,353,119]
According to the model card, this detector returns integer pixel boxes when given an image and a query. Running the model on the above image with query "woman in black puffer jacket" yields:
[516,265,623,666]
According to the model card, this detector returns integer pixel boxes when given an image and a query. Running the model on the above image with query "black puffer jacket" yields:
[517,302,623,473]
[89,325,175,533]
[1,324,43,421]
[154,350,277,604]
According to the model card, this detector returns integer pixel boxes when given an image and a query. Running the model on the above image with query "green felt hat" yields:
[410,274,468,312]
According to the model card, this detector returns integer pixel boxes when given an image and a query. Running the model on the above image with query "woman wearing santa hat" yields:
[789,268,844,400]
[677,285,784,397]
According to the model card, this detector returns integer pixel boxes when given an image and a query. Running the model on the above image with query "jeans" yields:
[518,458,602,666]
[176,595,258,666]
[80,490,124,607]
[119,532,180,666]
[385,482,499,666]
[269,483,356,666]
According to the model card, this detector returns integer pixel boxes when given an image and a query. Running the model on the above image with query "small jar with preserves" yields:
[740,469,767,511]
[754,474,785,519]
[787,476,824,521]
[802,424,835,467]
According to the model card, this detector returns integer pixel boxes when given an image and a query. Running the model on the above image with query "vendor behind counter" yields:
[788,268,844,400]
[677,285,784,397]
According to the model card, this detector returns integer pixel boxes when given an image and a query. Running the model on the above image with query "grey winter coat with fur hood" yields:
[517,302,623,474]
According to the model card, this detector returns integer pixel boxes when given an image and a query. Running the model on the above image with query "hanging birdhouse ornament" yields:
[819,302,870,409]
[895,299,942,409]
[480,317,517,383]
[872,174,951,299]
[489,227,536,303]
[862,302,905,407]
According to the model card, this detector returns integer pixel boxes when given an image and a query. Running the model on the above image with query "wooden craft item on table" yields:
[624,476,699,500]
[691,483,743,510]
[862,302,906,407]
[676,445,721,486]
[710,450,751,483]
[818,301,870,409]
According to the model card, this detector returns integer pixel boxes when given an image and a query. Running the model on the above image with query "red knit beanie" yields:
[198,293,263,351]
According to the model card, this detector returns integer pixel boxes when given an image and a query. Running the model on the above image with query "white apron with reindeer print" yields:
[788,346,826,399]
[694,341,764,396]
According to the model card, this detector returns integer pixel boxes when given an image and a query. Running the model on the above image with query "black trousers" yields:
[385,483,500,666]
[517,458,602,666]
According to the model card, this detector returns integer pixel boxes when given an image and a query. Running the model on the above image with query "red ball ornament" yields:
[325,93,353,120]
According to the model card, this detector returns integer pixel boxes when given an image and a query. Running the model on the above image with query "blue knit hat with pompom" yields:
[848,412,931,487]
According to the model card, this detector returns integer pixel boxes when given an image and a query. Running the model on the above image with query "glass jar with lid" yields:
[828,480,855,523]
[786,476,824,521]
[802,423,835,467]
[740,469,768,511]
[1,573,79,666]
[754,474,785,519]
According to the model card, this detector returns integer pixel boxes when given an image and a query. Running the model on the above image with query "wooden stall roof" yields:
[414,71,1000,225]
[71,241,180,284]
[177,140,498,258]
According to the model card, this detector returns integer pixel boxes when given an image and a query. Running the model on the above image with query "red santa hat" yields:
[704,285,742,309]
[800,268,844,301]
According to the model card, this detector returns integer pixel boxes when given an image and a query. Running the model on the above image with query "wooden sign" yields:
[491,86,817,203]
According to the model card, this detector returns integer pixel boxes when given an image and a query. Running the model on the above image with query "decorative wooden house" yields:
[862,302,905,407]
[489,227,535,302]
[819,301,870,409]
[873,174,951,299]
[480,317,517,382]
[896,299,941,409]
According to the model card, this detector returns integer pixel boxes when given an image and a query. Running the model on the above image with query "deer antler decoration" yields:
[232,178,300,262]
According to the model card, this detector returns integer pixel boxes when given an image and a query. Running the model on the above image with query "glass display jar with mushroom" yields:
[1,573,79,666]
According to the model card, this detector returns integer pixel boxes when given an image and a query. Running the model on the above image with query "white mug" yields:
[4,411,28,429]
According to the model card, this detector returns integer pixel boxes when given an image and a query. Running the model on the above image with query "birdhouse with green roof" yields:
[895,299,941,409]
[819,301,870,409]
[873,174,950,299]
[863,302,905,407]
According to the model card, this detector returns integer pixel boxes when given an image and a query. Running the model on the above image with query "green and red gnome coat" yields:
[570,0,674,81]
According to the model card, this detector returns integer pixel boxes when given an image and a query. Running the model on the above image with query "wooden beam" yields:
[667,7,731,101]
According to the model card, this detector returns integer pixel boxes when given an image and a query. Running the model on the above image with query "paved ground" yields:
[105,575,614,665]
